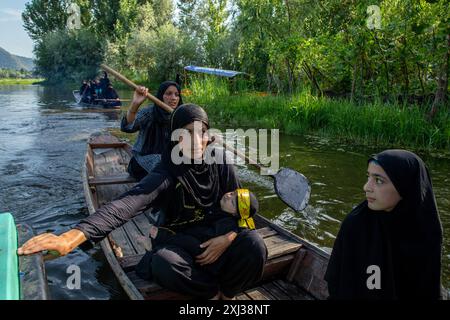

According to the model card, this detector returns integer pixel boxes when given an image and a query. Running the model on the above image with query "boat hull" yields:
[82,132,330,300]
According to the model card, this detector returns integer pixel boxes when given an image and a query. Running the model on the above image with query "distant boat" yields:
[73,90,121,109]
[82,132,331,300]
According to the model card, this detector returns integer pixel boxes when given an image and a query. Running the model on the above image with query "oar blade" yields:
[273,167,311,212]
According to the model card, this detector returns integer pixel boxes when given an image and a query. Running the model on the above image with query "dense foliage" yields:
[23,0,448,120]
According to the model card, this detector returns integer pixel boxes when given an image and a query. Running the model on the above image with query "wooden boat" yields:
[0,213,50,300]
[82,132,330,300]
[73,90,121,109]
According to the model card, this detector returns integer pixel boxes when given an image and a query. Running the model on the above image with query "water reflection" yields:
[0,84,126,299]
[0,84,448,298]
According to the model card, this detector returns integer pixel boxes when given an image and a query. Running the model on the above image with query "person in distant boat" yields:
[102,83,121,107]
[325,150,443,300]
[80,80,91,103]
[79,80,88,95]
[121,81,183,181]
[99,71,110,93]
[94,77,102,97]
[89,80,97,104]
[18,104,268,300]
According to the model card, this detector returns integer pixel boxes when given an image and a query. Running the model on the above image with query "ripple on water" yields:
[0,85,128,299]
[2,85,450,298]
[1,162,26,175]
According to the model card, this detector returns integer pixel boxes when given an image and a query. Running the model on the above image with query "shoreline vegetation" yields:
[107,77,450,156]
[20,0,448,156]
[0,78,44,85]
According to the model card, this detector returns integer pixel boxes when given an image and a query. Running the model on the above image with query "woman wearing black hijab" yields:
[18,104,267,300]
[325,150,443,300]
[121,81,183,180]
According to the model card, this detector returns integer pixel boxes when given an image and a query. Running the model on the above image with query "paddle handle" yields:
[213,136,264,170]
[95,99,131,101]
[100,64,173,113]
[100,63,265,171]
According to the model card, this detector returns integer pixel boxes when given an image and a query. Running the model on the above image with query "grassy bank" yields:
[0,78,44,85]
[181,78,450,153]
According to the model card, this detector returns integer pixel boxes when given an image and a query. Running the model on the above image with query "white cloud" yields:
[0,8,22,22]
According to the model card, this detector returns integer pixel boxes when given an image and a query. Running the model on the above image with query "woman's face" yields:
[163,85,180,109]
[179,121,208,160]
[363,162,402,212]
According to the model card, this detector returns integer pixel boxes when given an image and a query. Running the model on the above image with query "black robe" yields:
[325,150,443,300]
[75,104,237,240]
[140,81,183,156]
[75,104,267,296]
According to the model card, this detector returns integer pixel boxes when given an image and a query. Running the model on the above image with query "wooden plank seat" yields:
[118,226,303,300]
[88,142,128,149]
[235,279,315,300]
[88,173,136,186]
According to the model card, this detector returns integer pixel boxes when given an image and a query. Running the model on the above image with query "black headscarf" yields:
[153,81,183,124]
[141,81,183,155]
[325,149,443,300]
[161,103,220,208]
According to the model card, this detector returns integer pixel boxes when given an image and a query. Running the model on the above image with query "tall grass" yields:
[0,78,44,85]
[185,78,450,152]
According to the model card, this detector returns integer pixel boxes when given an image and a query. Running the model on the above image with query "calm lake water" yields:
[0,84,448,299]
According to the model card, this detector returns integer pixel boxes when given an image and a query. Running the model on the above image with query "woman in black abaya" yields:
[18,104,267,300]
[325,150,443,299]
[121,81,184,180]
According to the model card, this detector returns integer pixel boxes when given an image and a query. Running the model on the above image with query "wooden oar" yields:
[95,99,131,102]
[100,64,311,212]
[213,136,310,212]
[101,64,173,113]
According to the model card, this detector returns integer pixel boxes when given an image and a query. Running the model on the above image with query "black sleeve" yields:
[323,210,359,300]
[74,165,174,243]
[324,222,344,299]
[120,106,153,133]
[415,236,443,299]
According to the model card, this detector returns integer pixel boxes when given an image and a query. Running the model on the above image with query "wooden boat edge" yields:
[82,149,144,300]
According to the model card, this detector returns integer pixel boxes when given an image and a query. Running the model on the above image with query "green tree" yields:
[149,0,175,27]
[177,0,204,36]
[202,0,235,67]
[126,23,200,83]
[34,29,105,84]
[22,0,69,42]
[91,0,139,42]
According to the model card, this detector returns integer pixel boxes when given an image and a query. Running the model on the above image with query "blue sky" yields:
[0,0,192,59]
[0,0,181,59]
[0,0,34,58]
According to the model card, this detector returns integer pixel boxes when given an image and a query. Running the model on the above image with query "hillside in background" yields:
[0,47,34,71]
